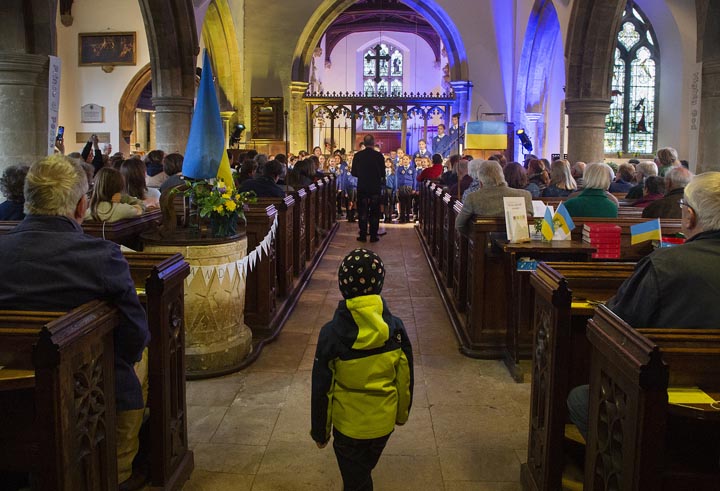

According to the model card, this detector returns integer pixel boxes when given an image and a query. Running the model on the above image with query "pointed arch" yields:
[291,0,467,83]
[118,63,152,155]
[201,0,242,113]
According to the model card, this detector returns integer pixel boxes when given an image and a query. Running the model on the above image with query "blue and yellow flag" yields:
[465,121,507,149]
[541,207,555,241]
[631,219,662,244]
[183,50,234,190]
[553,202,575,235]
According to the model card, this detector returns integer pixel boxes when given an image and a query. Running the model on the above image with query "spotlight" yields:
[516,128,533,153]
[230,124,246,147]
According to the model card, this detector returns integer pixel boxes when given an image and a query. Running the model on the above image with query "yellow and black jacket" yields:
[311,294,413,442]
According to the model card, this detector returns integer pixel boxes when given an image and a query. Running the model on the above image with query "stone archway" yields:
[289,0,469,152]
[564,0,627,164]
[515,0,563,159]
[138,0,198,153]
[118,63,152,156]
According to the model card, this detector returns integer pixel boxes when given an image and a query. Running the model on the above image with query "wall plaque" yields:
[75,132,110,144]
[81,103,104,123]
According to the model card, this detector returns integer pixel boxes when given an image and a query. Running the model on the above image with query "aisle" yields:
[183,221,530,491]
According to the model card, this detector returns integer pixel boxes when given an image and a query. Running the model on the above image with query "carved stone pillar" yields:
[450,80,473,122]
[220,110,235,149]
[289,81,309,153]
[565,98,611,165]
[697,60,720,172]
[525,112,544,158]
[151,96,194,154]
[0,53,48,170]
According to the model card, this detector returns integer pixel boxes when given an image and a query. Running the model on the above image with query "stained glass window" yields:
[605,4,659,155]
[362,42,404,130]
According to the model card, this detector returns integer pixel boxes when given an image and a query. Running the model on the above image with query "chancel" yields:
[1,1,719,490]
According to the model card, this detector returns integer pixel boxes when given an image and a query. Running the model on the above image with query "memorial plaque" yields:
[81,103,104,123]
[75,132,110,144]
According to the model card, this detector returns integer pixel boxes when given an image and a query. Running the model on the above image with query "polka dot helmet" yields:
[338,248,385,299]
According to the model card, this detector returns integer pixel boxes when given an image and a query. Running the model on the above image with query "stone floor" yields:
[182,220,530,491]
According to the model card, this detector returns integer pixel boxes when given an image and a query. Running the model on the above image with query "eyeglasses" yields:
[678,198,694,212]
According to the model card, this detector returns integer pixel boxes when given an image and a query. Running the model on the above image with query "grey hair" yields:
[684,172,720,231]
[636,161,658,178]
[468,159,483,181]
[476,160,506,187]
[656,147,679,168]
[24,155,89,216]
[456,159,469,175]
[665,166,693,190]
[583,162,613,190]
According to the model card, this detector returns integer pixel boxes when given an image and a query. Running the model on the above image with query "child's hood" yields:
[340,294,389,350]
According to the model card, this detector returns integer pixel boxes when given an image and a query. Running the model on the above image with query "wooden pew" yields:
[244,203,279,333]
[585,307,720,490]
[521,261,636,491]
[122,252,194,491]
[304,184,317,262]
[0,210,162,250]
[440,192,457,287]
[0,301,119,491]
[256,196,296,298]
[291,188,308,277]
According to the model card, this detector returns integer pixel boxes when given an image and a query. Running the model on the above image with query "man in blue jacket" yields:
[0,154,150,489]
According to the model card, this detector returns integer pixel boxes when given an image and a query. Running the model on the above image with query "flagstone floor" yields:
[180,220,530,490]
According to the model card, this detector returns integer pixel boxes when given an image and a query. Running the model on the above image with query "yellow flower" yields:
[225,201,237,212]
[214,205,224,213]
[234,194,240,200]
[222,193,231,199]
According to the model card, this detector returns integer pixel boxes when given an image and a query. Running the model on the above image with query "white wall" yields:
[317,32,444,95]
[56,0,150,154]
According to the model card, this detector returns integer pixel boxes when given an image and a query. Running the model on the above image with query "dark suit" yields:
[641,187,683,219]
[0,215,149,410]
[351,147,385,239]
[239,175,286,198]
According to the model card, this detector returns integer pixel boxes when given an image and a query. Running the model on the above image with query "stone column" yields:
[0,53,49,170]
[525,112,544,158]
[220,110,235,149]
[565,98,611,165]
[151,96,194,154]
[289,81,309,153]
[697,60,720,172]
[450,80,473,122]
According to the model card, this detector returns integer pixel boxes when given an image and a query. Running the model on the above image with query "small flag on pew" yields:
[464,121,507,149]
[553,202,575,236]
[630,218,662,245]
[541,207,555,241]
[183,50,234,190]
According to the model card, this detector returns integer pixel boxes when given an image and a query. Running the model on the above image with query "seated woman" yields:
[86,167,143,222]
[527,159,550,196]
[0,165,29,220]
[503,161,540,198]
[159,153,185,194]
[608,163,635,193]
[631,176,665,208]
[542,159,577,197]
[121,159,160,209]
[563,163,618,218]
[455,160,533,233]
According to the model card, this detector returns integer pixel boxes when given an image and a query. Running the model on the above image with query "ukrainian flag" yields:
[631,219,662,245]
[553,202,575,235]
[541,207,555,241]
[183,50,234,190]
[465,121,507,149]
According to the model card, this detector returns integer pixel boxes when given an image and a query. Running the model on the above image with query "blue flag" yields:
[631,219,662,245]
[553,202,575,235]
[183,50,225,180]
[541,206,554,241]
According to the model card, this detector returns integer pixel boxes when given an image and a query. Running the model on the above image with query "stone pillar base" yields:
[565,98,611,165]
[151,96,194,154]
[0,53,49,170]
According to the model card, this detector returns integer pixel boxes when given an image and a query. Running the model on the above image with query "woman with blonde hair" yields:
[563,163,618,218]
[543,159,577,197]
[120,158,160,208]
[86,167,143,222]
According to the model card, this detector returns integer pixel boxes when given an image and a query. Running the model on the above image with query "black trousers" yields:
[356,192,381,238]
[398,187,413,222]
[333,428,391,491]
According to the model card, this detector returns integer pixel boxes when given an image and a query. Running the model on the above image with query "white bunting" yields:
[216,264,227,282]
[201,266,214,284]
[248,250,257,270]
[227,263,235,282]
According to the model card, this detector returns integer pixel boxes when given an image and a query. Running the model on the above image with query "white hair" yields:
[684,172,720,231]
[583,162,613,190]
[665,166,693,190]
[24,155,89,216]
[636,161,658,178]
[476,160,507,187]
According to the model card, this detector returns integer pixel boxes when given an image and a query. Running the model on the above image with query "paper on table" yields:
[667,387,716,404]
[532,201,552,218]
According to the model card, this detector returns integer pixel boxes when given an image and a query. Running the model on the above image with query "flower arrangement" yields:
[183,179,256,238]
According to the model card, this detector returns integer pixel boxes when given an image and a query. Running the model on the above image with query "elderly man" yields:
[568,171,720,439]
[455,159,533,233]
[571,161,586,188]
[642,166,693,219]
[625,160,658,199]
[0,155,150,489]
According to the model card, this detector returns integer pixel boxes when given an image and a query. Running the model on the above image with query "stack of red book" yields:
[582,223,621,259]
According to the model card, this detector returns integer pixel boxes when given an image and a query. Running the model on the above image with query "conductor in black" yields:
[352,134,386,242]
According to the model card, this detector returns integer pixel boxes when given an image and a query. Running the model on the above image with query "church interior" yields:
[1,0,720,490]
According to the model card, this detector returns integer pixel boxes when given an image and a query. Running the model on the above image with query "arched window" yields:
[605,4,659,155]
[362,42,403,130]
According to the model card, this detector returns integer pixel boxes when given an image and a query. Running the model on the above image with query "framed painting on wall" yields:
[79,32,136,66]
